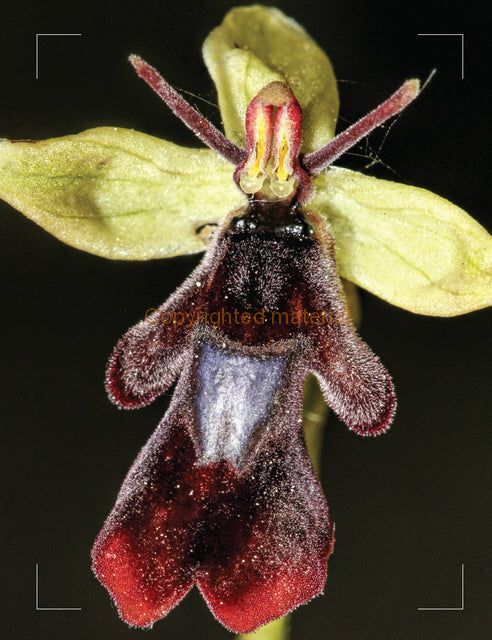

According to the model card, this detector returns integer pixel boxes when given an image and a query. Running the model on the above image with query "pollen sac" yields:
[236,82,311,202]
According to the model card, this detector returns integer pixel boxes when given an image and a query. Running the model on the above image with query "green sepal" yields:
[312,167,492,316]
[0,127,245,259]
[203,5,339,153]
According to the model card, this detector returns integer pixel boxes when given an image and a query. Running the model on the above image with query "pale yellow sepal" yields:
[203,5,339,153]
[0,127,245,260]
[312,167,492,316]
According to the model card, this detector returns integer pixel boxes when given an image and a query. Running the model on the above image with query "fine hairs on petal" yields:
[94,199,394,631]
[303,79,421,175]
[129,55,246,165]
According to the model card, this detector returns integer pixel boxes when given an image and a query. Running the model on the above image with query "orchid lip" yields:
[94,192,396,631]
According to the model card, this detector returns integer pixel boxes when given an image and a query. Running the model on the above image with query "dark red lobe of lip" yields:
[93,361,333,632]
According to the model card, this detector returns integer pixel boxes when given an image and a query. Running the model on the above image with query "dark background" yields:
[1,1,490,639]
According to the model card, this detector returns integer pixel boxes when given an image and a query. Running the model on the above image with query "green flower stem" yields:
[237,614,290,640]
[302,375,330,475]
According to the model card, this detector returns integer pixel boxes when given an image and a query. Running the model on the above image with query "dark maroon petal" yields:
[197,416,334,633]
[97,202,396,631]
[105,236,223,408]
[299,213,396,435]
[106,323,184,409]
[312,335,396,436]
[94,340,334,633]
[91,414,197,627]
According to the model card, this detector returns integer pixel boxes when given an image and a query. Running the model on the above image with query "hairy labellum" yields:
[92,200,395,632]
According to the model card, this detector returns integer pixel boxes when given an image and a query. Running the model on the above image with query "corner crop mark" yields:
[35,34,83,79]
[35,564,82,611]
[418,564,465,611]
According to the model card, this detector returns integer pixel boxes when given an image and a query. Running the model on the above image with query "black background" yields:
[1,1,490,639]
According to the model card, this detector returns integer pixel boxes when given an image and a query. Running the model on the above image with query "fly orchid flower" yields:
[1,4,491,636]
